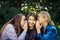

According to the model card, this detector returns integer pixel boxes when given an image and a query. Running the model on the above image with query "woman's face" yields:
[20,16,26,27]
[38,14,46,24]
[28,16,36,28]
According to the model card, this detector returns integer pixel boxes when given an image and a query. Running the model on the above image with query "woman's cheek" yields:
[33,21,35,24]
[21,21,24,26]
[28,20,30,24]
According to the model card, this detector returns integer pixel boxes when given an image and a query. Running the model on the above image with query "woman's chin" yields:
[29,25,34,27]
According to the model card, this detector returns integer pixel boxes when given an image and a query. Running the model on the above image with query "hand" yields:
[36,20,42,33]
[22,21,28,32]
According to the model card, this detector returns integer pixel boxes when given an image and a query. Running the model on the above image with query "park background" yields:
[0,0,60,39]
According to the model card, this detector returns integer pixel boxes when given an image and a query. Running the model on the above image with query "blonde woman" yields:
[36,11,58,40]
[1,14,28,40]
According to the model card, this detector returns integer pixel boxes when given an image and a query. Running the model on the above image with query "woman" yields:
[1,13,28,40]
[36,11,58,40]
[25,12,37,40]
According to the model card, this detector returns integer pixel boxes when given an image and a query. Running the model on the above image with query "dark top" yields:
[25,28,37,40]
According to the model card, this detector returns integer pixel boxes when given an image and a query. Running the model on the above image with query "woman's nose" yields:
[30,20,33,23]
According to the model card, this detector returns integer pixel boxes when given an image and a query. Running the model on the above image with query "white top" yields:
[1,24,26,40]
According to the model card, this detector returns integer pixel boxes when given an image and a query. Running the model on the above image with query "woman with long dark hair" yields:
[25,12,37,40]
[1,13,28,40]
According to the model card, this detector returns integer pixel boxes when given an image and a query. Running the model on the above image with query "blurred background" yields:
[0,0,60,39]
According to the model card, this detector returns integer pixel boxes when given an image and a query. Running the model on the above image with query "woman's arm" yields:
[18,21,27,40]
[1,24,27,40]
[1,24,18,40]
[18,31,26,40]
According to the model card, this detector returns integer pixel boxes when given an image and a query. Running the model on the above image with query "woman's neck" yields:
[29,27,34,29]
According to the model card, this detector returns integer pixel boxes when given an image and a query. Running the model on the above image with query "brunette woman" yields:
[25,12,37,40]
[1,13,28,40]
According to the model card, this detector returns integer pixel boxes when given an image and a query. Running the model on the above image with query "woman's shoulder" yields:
[5,24,14,29]
[2,24,15,35]
[3,24,14,32]
[7,24,13,27]
[47,25,57,31]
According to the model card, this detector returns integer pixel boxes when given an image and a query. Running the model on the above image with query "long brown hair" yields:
[0,13,24,37]
[27,12,37,29]
[27,12,37,21]
[25,12,37,40]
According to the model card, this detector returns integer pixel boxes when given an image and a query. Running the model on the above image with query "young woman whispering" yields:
[36,11,58,40]
[1,13,28,40]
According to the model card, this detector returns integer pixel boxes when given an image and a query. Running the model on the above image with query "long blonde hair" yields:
[39,11,54,25]
[0,14,24,37]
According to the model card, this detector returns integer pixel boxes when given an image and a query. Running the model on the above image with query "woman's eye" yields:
[32,19,35,21]
[29,19,35,21]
